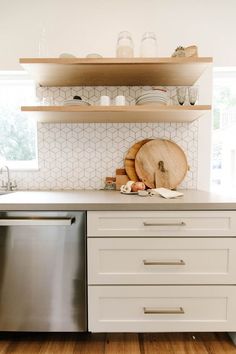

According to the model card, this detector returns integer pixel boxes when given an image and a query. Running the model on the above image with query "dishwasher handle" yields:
[0,217,75,226]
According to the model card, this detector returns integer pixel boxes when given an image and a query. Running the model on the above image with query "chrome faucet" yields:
[0,165,17,191]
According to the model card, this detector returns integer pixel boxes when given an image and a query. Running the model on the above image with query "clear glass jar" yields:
[140,32,158,57]
[116,31,134,58]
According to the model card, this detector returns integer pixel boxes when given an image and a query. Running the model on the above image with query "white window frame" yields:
[211,67,236,192]
[0,71,38,171]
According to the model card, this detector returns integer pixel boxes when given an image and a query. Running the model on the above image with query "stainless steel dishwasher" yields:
[0,211,86,331]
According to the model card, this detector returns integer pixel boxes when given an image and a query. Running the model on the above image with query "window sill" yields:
[5,161,39,171]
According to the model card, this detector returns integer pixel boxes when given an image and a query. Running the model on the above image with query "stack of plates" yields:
[135,88,168,106]
[63,99,90,106]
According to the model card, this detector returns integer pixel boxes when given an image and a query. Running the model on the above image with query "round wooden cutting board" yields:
[135,139,188,189]
[124,139,152,181]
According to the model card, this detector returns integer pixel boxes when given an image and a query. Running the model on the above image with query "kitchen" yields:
[0,0,236,353]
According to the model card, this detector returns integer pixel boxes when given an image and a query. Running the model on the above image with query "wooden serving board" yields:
[124,139,152,181]
[115,168,129,191]
[135,139,188,189]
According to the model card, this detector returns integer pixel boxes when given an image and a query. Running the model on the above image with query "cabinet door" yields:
[87,211,236,237]
[88,285,236,332]
[88,237,236,285]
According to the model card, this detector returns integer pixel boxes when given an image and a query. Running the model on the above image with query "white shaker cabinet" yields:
[87,210,236,333]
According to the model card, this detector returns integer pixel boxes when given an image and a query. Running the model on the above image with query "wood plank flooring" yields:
[0,332,235,354]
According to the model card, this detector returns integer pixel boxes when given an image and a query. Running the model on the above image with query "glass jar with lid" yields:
[140,32,158,57]
[116,31,134,58]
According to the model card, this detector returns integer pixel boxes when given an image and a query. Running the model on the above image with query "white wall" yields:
[1,0,236,70]
[197,67,213,190]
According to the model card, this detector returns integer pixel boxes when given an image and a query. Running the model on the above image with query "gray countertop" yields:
[0,189,236,211]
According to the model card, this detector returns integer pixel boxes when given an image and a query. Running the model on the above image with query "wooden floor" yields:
[0,333,236,354]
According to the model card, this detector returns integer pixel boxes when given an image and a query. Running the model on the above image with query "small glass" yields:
[140,32,158,57]
[176,87,186,105]
[188,86,198,105]
[116,31,134,58]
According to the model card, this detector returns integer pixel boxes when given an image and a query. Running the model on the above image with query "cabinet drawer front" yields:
[87,211,236,237]
[88,286,236,332]
[88,238,236,285]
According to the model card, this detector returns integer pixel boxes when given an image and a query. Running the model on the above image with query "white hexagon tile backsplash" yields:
[12,86,198,190]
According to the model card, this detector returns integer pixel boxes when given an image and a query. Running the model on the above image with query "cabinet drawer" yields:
[88,238,236,285]
[87,211,236,237]
[88,285,236,332]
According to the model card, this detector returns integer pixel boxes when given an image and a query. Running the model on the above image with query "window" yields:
[212,68,236,192]
[0,72,37,170]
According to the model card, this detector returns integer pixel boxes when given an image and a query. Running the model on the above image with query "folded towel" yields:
[150,188,183,199]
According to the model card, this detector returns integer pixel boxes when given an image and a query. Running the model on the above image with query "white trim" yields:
[197,66,212,191]
[0,70,32,81]
[4,160,39,171]
[213,67,236,80]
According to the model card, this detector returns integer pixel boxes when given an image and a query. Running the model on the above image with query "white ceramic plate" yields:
[136,97,167,102]
[137,92,167,98]
[136,98,167,103]
[136,101,167,106]
[137,93,167,98]
[136,96,167,102]
[138,91,167,96]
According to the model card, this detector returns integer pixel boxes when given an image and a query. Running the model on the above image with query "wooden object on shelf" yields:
[21,105,211,123]
[172,45,198,58]
[124,139,152,181]
[115,168,130,191]
[19,57,212,87]
[185,45,198,57]
[135,139,188,189]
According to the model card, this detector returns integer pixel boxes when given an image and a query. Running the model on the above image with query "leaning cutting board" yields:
[124,139,152,181]
[135,139,188,189]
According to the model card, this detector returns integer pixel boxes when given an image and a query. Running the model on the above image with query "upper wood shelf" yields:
[21,105,211,123]
[19,57,213,87]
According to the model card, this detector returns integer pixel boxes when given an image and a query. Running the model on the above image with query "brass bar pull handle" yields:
[143,307,185,315]
[143,259,185,266]
[143,221,186,226]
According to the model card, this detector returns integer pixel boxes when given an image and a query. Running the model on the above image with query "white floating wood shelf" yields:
[21,105,211,123]
[19,57,213,87]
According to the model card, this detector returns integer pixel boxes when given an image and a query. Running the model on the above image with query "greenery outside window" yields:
[0,72,37,170]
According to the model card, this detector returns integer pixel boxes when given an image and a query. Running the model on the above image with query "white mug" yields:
[115,95,126,105]
[100,95,110,106]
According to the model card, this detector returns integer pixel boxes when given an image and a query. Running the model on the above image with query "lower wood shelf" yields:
[21,105,211,123]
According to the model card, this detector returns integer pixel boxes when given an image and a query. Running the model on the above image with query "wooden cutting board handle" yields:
[155,161,170,188]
